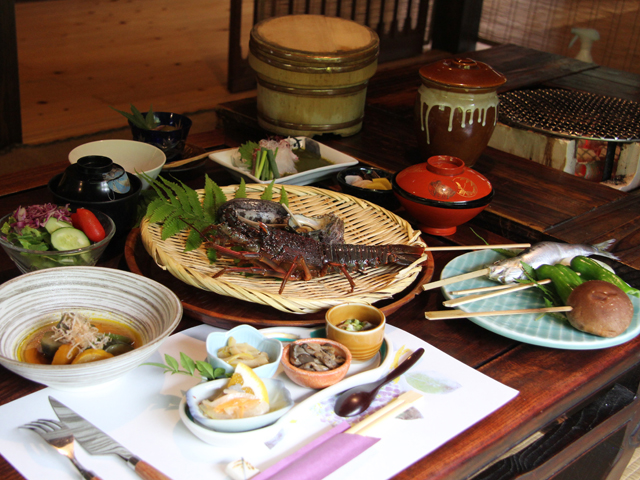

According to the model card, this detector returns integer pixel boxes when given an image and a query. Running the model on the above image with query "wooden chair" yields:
[227,0,432,93]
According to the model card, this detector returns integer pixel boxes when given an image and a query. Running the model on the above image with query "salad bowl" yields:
[0,209,115,273]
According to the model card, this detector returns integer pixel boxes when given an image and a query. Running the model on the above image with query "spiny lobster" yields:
[203,199,425,294]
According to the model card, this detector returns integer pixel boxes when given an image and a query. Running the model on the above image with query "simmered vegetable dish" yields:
[20,311,141,365]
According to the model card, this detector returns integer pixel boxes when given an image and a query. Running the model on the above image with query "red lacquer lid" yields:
[395,156,493,203]
[419,58,506,90]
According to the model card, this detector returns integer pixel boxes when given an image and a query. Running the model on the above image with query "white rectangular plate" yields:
[209,137,359,185]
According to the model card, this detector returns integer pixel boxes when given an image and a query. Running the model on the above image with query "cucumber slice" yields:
[44,217,73,234]
[50,227,91,251]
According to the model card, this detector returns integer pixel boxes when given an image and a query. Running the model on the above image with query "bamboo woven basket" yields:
[140,184,427,314]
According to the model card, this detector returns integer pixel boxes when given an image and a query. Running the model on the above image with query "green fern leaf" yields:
[207,176,227,212]
[185,228,204,252]
[235,178,247,199]
[203,175,221,223]
[279,186,288,206]
[261,180,276,200]
[148,203,178,224]
[161,215,188,240]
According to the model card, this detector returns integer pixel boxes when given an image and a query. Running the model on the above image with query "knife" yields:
[49,396,174,480]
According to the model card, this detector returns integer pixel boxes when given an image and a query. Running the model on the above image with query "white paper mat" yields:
[0,324,518,480]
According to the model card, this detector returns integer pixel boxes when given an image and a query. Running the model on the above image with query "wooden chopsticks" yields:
[346,391,423,436]
[424,243,530,252]
[162,151,211,170]
[443,279,552,307]
[425,306,572,320]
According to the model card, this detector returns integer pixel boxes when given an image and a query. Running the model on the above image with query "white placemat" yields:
[0,324,518,480]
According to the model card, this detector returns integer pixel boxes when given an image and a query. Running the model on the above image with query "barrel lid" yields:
[419,58,506,89]
[250,15,379,69]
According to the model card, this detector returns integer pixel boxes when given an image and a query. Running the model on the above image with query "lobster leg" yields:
[206,243,289,275]
[279,256,313,294]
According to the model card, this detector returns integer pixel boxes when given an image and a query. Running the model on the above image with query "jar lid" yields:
[394,156,493,206]
[419,58,506,89]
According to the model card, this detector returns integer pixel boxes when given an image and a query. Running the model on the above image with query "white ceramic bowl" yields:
[0,267,182,390]
[185,378,293,433]
[206,325,283,378]
[69,139,166,190]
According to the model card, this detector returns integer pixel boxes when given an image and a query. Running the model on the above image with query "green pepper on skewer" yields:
[570,256,639,297]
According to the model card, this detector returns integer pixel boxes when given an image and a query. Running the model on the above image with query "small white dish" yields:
[208,137,359,186]
[185,378,294,433]
[206,325,282,378]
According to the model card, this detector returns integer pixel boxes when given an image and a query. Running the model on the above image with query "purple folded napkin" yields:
[253,421,379,480]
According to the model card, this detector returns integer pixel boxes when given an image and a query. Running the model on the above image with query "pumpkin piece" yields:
[71,349,114,364]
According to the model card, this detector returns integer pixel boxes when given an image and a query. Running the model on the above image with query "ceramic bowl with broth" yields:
[325,303,386,361]
[0,267,182,390]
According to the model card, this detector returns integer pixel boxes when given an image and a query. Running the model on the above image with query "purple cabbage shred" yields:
[10,203,72,233]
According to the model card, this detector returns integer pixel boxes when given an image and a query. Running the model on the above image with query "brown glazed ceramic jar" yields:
[415,58,506,167]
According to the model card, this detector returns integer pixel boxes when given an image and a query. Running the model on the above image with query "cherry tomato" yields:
[71,208,106,243]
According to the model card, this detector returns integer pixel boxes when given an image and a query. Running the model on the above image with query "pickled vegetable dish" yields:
[20,311,141,365]
[217,337,270,368]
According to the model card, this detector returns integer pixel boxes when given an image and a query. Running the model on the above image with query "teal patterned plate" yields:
[441,250,640,350]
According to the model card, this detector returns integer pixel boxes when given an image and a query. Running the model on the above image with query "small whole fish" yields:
[487,240,618,284]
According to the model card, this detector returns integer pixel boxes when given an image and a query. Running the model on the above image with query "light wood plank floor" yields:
[15,0,255,145]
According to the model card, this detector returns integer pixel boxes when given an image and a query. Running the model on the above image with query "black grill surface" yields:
[498,88,640,142]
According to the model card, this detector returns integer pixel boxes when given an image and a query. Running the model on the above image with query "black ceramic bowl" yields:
[48,173,142,237]
[128,112,192,163]
[336,166,399,211]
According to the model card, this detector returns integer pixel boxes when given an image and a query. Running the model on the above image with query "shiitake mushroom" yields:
[566,280,634,337]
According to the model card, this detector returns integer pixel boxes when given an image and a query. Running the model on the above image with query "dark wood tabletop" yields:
[2,44,640,480]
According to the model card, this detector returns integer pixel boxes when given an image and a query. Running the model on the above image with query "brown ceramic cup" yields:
[325,303,386,361]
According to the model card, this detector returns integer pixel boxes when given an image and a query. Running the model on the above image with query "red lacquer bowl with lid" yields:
[392,155,493,236]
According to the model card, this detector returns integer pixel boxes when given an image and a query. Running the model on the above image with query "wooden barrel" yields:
[248,15,379,137]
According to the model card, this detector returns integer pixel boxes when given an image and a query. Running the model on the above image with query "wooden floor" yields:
[14,0,255,145]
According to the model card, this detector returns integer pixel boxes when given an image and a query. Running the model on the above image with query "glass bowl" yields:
[0,209,116,273]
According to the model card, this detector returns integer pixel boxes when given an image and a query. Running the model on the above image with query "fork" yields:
[21,419,102,480]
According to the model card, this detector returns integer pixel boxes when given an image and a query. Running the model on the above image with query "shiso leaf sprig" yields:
[142,352,229,380]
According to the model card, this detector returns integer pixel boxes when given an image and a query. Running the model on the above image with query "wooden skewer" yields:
[162,151,212,170]
[443,279,552,307]
[424,243,530,252]
[422,268,490,291]
[425,306,572,321]
[450,283,520,295]
[346,391,423,436]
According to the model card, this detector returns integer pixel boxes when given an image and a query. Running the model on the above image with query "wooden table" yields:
[2,44,640,480]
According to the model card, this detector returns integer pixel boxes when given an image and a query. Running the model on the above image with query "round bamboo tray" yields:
[140,184,428,314]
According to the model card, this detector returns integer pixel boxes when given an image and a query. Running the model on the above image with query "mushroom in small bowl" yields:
[281,338,352,389]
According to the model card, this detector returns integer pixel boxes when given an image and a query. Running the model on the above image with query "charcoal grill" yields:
[498,88,640,180]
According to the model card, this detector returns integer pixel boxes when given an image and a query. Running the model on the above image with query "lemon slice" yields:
[226,362,269,403]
